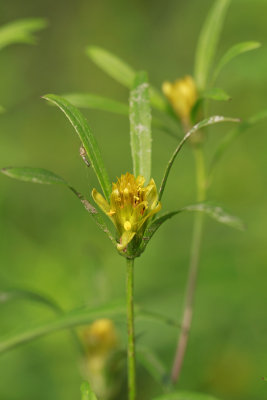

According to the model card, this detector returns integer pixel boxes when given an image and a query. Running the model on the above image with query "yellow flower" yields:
[82,319,118,356]
[162,75,198,124]
[92,172,161,252]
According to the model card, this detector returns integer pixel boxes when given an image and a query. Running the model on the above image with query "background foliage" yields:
[0,1,266,399]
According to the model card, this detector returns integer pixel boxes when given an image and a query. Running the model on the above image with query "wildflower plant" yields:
[1,1,266,400]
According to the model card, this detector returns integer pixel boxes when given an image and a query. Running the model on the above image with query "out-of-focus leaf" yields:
[201,87,231,101]
[87,46,135,88]
[43,94,111,200]
[129,71,151,181]
[139,202,243,255]
[0,288,61,313]
[80,382,98,400]
[136,345,168,387]
[194,0,231,90]
[62,93,129,115]
[159,115,239,200]
[0,105,5,114]
[135,307,179,328]
[213,41,261,82]
[1,167,117,246]
[153,391,220,400]
[0,18,47,51]
[86,46,169,113]
[0,301,126,355]
[209,109,267,179]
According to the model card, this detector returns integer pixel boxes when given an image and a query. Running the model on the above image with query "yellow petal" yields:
[92,188,110,214]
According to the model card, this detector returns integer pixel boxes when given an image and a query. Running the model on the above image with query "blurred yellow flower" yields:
[162,75,198,125]
[92,172,161,252]
[82,318,118,356]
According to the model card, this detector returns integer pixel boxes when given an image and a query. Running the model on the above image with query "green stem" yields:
[171,146,206,383]
[126,258,136,400]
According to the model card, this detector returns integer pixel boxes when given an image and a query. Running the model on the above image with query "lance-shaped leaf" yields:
[0,301,177,355]
[194,0,231,90]
[139,202,244,255]
[213,41,261,82]
[62,93,129,115]
[129,71,152,182]
[159,116,240,201]
[80,382,98,400]
[43,94,111,200]
[136,345,168,387]
[0,288,61,313]
[1,167,116,246]
[0,18,47,51]
[209,109,267,180]
[86,46,169,113]
[153,392,220,400]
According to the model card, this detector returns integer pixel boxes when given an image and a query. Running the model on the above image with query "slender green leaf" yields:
[135,307,179,328]
[153,391,220,400]
[87,46,135,88]
[0,301,177,355]
[0,18,47,51]
[1,167,66,185]
[80,382,98,400]
[201,87,231,101]
[129,71,151,181]
[194,0,231,90]
[136,345,168,387]
[0,301,126,355]
[209,109,267,179]
[213,41,261,82]
[0,288,61,313]
[139,202,243,255]
[86,46,169,113]
[1,167,117,246]
[159,115,240,201]
[43,94,111,200]
[62,93,128,115]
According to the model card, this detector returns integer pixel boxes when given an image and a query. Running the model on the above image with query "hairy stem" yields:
[126,258,136,400]
[171,146,206,383]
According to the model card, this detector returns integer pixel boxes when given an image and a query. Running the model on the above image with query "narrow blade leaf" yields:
[153,391,220,400]
[62,93,128,115]
[213,41,261,82]
[194,0,231,90]
[0,18,47,51]
[159,115,240,200]
[1,167,66,184]
[129,71,152,181]
[209,109,267,178]
[86,46,169,113]
[0,301,126,354]
[87,46,135,88]
[1,167,116,246]
[43,94,111,200]
[201,87,231,101]
[140,202,243,255]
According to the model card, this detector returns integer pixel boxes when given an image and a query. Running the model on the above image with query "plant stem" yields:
[126,258,136,400]
[171,146,206,383]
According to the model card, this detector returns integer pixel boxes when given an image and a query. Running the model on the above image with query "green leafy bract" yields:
[129,71,152,182]
[202,87,231,101]
[80,382,98,400]
[139,202,244,255]
[43,94,111,200]
[194,0,231,90]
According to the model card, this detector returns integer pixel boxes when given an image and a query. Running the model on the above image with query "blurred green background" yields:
[0,0,267,399]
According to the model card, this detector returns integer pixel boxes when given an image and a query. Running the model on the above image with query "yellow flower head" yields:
[82,318,118,356]
[92,173,161,253]
[162,75,198,124]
